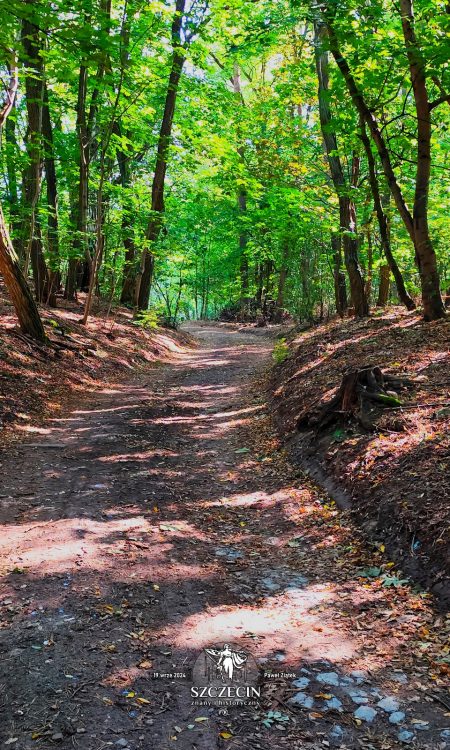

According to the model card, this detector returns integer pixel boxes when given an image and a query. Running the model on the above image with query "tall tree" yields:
[324,6,446,320]
[314,22,368,317]
[0,54,46,341]
[137,0,188,310]
[21,2,51,303]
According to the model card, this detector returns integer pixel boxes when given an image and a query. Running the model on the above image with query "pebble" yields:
[354,706,377,723]
[351,670,367,684]
[289,692,314,709]
[261,577,281,591]
[413,721,429,731]
[347,689,369,704]
[391,671,408,684]
[215,547,244,560]
[51,734,64,742]
[292,677,310,690]
[389,712,406,724]
[398,730,415,744]
[317,672,340,687]
[116,740,128,748]
[325,697,343,712]
[329,724,344,746]
[378,696,400,713]
[440,729,450,740]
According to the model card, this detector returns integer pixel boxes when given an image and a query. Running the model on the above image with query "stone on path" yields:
[316,671,340,687]
[378,696,400,713]
[292,676,310,690]
[389,712,406,724]
[289,692,314,709]
[354,706,377,723]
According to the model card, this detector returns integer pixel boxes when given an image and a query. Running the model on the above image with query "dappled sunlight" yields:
[98,449,179,463]
[161,584,357,665]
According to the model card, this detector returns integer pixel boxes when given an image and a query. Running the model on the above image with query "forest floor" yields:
[271,308,449,606]
[0,320,449,750]
[0,288,191,442]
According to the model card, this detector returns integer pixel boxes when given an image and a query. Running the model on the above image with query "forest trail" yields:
[0,324,448,750]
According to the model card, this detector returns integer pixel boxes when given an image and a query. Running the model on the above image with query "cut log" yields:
[297,366,414,431]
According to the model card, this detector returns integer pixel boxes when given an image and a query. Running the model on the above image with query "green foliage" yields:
[0,0,448,320]
[132,309,159,331]
[272,338,290,364]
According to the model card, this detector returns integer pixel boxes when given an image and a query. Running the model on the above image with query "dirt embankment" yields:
[270,308,449,605]
[0,290,192,442]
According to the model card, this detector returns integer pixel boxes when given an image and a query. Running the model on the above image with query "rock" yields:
[325,697,343,712]
[215,547,244,560]
[413,721,430,731]
[261,577,281,592]
[289,692,314,709]
[329,724,344,746]
[51,734,64,742]
[350,670,367,684]
[115,740,128,748]
[440,729,450,740]
[292,677,310,690]
[398,730,415,744]
[316,671,340,687]
[347,689,369,704]
[391,671,408,684]
[378,696,400,713]
[354,706,377,723]
[389,712,406,724]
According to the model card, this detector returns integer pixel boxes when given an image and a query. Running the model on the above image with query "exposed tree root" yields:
[297,366,415,431]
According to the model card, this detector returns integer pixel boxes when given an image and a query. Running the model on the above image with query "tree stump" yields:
[297,366,414,431]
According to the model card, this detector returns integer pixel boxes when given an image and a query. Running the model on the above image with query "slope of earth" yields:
[270,308,449,606]
[0,287,191,442]
[0,322,449,750]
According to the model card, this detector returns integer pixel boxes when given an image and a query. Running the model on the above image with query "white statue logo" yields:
[204,643,248,682]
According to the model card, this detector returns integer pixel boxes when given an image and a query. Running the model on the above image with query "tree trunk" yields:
[65,259,78,301]
[4,112,23,258]
[42,82,59,306]
[399,0,445,320]
[0,204,46,341]
[276,242,289,312]
[238,183,249,305]
[117,129,137,306]
[30,219,50,303]
[377,265,391,307]
[314,22,368,317]
[71,64,91,291]
[0,55,45,340]
[331,234,347,316]
[364,228,373,301]
[137,0,187,310]
[21,7,50,297]
[360,118,416,310]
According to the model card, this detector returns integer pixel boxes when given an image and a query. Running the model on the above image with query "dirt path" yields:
[0,323,448,750]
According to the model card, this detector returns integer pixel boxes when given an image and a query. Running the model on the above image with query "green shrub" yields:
[272,337,290,364]
[133,309,159,330]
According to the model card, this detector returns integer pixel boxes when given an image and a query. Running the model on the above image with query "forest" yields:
[0,0,449,333]
[0,2,449,749]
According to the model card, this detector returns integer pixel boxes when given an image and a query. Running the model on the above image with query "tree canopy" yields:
[0,0,449,333]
